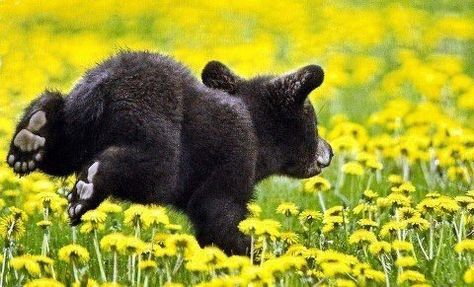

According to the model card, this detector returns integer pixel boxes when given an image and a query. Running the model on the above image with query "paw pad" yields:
[8,111,47,175]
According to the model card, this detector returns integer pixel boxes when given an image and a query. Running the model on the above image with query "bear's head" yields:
[202,61,333,179]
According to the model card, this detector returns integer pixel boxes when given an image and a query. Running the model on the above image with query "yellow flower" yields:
[80,210,107,233]
[392,240,414,252]
[358,218,378,229]
[238,218,260,235]
[72,279,99,287]
[455,239,474,253]
[124,204,149,227]
[464,265,474,284]
[276,202,299,217]
[349,229,378,245]
[186,247,227,272]
[216,255,250,270]
[391,181,416,194]
[247,203,262,217]
[299,209,322,225]
[100,233,126,253]
[362,189,379,201]
[123,236,147,255]
[24,278,64,287]
[368,241,391,255]
[10,255,41,276]
[142,205,170,227]
[165,234,199,257]
[139,259,157,272]
[395,256,417,268]
[342,161,365,176]
[97,200,123,214]
[398,270,426,284]
[380,221,407,238]
[36,220,52,229]
[279,232,299,245]
[0,214,25,240]
[303,176,331,193]
[58,244,90,264]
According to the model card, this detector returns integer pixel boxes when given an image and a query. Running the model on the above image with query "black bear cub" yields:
[7,51,333,254]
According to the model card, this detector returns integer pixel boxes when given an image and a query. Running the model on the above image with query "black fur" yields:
[7,51,332,255]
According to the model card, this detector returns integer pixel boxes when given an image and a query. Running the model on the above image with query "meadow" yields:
[0,0,473,286]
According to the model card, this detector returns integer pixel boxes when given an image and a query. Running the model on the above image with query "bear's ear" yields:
[202,61,242,94]
[269,65,324,107]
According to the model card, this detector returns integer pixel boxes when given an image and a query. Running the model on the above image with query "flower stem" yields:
[93,230,107,282]
[113,251,118,283]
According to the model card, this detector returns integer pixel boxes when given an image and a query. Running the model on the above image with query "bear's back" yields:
[63,51,197,134]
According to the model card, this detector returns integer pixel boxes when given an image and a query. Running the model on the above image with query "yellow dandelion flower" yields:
[279,232,299,245]
[455,239,474,253]
[342,161,365,176]
[368,241,391,255]
[72,279,99,287]
[143,205,169,227]
[392,240,414,252]
[299,209,323,225]
[391,181,416,194]
[325,206,344,217]
[358,218,378,229]
[124,204,149,227]
[464,265,474,284]
[58,244,90,264]
[216,255,250,270]
[349,229,378,245]
[97,201,123,214]
[247,203,262,218]
[380,221,407,238]
[395,256,417,267]
[100,233,126,253]
[24,278,64,287]
[81,210,107,224]
[276,202,299,217]
[406,216,430,231]
[303,176,331,193]
[334,279,356,287]
[456,196,474,207]
[123,236,147,255]
[398,270,426,284]
[165,234,199,257]
[10,255,41,276]
[388,174,404,185]
[139,259,157,272]
[36,220,52,229]
[363,189,379,200]
[0,214,25,240]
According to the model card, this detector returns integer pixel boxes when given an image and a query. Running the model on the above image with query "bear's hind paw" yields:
[7,111,47,175]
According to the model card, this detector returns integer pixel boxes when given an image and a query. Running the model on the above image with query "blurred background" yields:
[0,1,473,285]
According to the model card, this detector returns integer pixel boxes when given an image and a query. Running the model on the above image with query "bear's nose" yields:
[316,138,333,168]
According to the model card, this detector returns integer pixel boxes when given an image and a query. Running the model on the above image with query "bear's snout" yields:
[316,138,333,168]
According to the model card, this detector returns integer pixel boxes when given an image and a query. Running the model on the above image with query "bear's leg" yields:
[67,145,177,224]
[186,162,255,255]
[7,91,66,175]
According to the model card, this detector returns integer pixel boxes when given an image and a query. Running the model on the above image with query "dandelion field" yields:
[0,1,474,286]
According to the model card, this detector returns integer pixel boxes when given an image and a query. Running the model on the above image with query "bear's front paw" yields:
[67,162,102,225]
[7,111,48,175]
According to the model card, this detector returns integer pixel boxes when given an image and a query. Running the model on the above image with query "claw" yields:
[74,204,83,216]
[7,155,15,165]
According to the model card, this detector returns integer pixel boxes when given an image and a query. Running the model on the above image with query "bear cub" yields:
[7,51,333,254]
